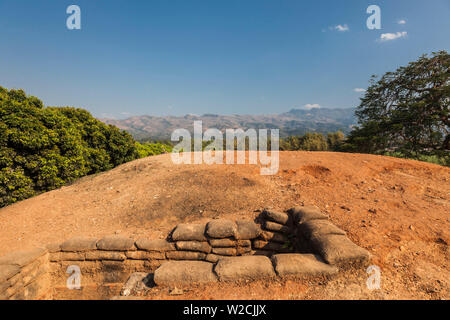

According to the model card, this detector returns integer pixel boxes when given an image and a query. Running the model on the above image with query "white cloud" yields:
[397,19,406,25]
[354,88,366,93]
[303,104,321,110]
[379,31,407,42]
[334,24,349,32]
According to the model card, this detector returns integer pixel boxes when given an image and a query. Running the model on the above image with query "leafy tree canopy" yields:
[344,51,449,164]
[0,86,138,207]
[280,132,331,151]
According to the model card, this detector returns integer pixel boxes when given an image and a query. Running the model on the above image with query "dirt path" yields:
[0,151,448,299]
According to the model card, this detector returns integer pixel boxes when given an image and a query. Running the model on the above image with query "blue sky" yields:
[0,0,449,118]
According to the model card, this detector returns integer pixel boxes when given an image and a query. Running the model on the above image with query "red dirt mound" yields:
[0,151,448,299]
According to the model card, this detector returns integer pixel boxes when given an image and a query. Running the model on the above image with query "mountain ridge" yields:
[100,107,357,141]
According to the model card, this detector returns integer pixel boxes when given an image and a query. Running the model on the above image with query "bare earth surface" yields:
[0,151,449,299]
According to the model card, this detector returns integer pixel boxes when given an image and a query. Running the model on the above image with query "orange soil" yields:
[0,151,448,299]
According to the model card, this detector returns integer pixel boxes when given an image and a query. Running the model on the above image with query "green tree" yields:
[345,51,449,162]
[280,136,302,151]
[0,86,139,207]
[327,131,345,151]
[135,141,172,158]
[280,133,329,151]
[300,133,328,151]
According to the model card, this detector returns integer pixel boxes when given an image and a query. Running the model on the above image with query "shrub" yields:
[327,131,345,151]
[280,133,329,151]
[135,141,173,158]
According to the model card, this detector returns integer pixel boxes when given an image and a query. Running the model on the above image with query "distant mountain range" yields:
[100,108,357,141]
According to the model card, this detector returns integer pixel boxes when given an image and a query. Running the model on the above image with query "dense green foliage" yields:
[343,51,449,165]
[382,152,448,166]
[135,141,173,158]
[280,131,345,151]
[0,87,138,207]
